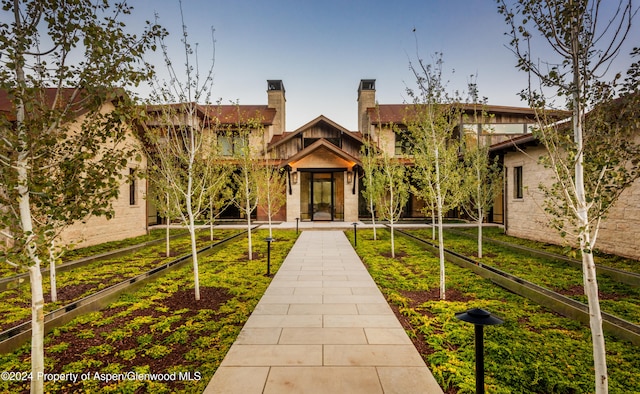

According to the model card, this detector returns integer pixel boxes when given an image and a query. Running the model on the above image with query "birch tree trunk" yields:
[581,225,607,393]
[477,212,483,259]
[389,184,395,259]
[570,19,607,392]
[15,55,44,392]
[369,174,378,241]
[433,145,446,300]
[187,137,200,301]
[477,166,483,259]
[17,139,44,394]
[210,199,214,242]
[49,239,57,302]
[29,266,45,394]
[186,193,200,301]
[165,192,170,257]
[245,170,253,260]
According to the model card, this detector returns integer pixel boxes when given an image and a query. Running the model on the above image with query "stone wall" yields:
[504,145,640,260]
[344,171,359,222]
[58,129,148,248]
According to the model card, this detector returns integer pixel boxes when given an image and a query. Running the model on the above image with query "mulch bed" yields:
[554,284,622,300]
[12,287,232,393]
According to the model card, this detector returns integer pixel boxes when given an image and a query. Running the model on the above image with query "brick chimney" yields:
[357,79,376,134]
[267,80,286,135]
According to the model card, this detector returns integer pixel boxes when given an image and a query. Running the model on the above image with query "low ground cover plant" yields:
[347,228,640,393]
[0,229,237,332]
[455,227,640,274]
[0,229,181,279]
[405,229,640,325]
[0,229,297,393]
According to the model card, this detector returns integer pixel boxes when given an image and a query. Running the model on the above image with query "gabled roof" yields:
[280,138,361,168]
[268,115,362,149]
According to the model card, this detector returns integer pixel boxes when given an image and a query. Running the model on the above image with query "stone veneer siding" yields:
[57,131,148,248]
[504,144,640,260]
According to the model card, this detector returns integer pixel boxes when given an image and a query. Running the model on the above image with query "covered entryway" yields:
[300,171,345,221]
[269,115,363,223]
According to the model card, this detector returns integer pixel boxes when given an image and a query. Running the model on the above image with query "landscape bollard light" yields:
[295,218,299,234]
[265,237,274,276]
[455,308,504,394]
[352,222,358,247]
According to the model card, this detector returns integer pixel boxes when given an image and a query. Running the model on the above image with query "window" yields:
[219,132,247,156]
[303,137,319,148]
[129,168,136,205]
[394,129,412,156]
[513,166,523,199]
[482,123,534,134]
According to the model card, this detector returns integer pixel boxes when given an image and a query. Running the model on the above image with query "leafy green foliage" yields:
[348,228,640,393]
[0,229,237,331]
[0,229,298,393]
[409,228,640,325]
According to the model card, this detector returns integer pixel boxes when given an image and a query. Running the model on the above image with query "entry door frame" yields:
[310,172,335,221]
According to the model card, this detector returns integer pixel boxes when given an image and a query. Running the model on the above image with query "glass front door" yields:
[312,173,333,221]
[299,171,345,221]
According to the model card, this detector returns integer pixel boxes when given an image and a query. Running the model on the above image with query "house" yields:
[0,88,148,251]
[6,80,632,260]
[358,79,546,221]
[490,121,640,261]
[153,79,545,225]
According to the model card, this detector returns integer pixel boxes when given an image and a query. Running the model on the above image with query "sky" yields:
[129,0,639,131]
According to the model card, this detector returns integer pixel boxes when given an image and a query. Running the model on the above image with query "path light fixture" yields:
[295,217,299,234]
[265,237,274,276]
[352,222,359,247]
[455,308,504,394]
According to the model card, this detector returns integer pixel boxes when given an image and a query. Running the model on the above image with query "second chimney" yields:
[267,80,286,135]
[357,79,375,134]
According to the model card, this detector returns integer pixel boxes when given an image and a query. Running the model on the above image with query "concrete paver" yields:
[204,230,443,394]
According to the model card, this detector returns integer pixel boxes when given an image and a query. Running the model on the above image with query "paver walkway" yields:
[204,231,443,394]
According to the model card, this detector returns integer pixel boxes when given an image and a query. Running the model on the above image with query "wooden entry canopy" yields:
[268,115,363,171]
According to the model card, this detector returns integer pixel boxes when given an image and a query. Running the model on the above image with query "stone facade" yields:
[503,144,640,260]
[58,163,148,248]
[58,107,148,248]
[0,98,149,251]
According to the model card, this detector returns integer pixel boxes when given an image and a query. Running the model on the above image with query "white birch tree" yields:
[498,1,639,392]
[257,123,286,238]
[228,109,262,260]
[142,6,226,301]
[462,141,503,259]
[360,137,384,241]
[374,146,409,258]
[0,1,161,392]
[406,53,469,300]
